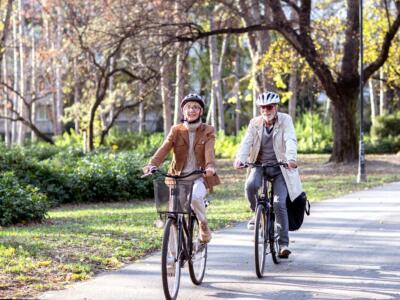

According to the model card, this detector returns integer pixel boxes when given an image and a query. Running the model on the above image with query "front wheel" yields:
[254,205,267,278]
[161,218,181,300]
[188,217,207,285]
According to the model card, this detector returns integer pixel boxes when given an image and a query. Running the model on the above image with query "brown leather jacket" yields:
[148,123,221,189]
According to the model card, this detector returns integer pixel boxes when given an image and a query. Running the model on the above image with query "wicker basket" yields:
[153,180,193,214]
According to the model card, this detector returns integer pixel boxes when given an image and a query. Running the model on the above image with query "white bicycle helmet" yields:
[256,91,280,106]
[180,93,205,109]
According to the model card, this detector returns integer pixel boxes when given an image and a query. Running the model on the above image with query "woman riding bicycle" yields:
[143,93,220,243]
[233,91,303,258]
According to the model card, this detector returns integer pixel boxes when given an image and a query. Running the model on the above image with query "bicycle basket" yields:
[153,180,194,214]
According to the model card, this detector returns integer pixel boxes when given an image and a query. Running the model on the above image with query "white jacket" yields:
[236,112,303,201]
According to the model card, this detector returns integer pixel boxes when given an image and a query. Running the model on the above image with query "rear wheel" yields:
[270,214,281,264]
[161,218,181,300]
[188,217,207,285]
[254,205,267,278]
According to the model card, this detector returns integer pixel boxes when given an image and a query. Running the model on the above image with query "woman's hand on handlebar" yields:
[205,167,216,177]
[142,164,157,177]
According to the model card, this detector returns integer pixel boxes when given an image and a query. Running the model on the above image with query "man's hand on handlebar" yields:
[233,160,245,169]
[287,160,297,170]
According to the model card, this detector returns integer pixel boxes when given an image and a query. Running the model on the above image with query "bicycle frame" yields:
[147,167,206,264]
[169,211,196,267]
[257,174,274,246]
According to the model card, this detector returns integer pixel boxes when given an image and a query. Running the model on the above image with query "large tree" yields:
[175,0,400,163]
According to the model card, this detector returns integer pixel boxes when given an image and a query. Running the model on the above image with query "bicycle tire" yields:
[270,215,281,264]
[161,218,181,300]
[188,217,207,285]
[254,205,267,278]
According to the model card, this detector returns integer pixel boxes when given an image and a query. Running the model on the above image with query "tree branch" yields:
[364,8,400,80]
[340,0,359,80]
[0,0,13,63]
[282,0,300,15]
[0,100,54,144]
[99,100,142,145]
[174,23,278,42]
[299,0,311,37]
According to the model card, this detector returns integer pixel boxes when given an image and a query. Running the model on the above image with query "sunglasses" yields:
[260,105,276,110]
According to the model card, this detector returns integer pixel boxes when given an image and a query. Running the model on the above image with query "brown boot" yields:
[199,221,212,243]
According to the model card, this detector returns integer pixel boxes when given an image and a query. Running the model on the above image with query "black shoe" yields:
[278,246,291,259]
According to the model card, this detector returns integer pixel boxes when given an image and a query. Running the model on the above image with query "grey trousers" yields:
[245,166,289,246]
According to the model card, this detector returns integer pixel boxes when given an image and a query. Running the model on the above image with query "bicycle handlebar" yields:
[141,168,206,179]
[241,162,289,169]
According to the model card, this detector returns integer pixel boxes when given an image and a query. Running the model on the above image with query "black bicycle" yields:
[144,168,207,300]
[243,162,288,278]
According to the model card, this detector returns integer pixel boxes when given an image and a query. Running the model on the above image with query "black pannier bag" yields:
[286,192,310,231]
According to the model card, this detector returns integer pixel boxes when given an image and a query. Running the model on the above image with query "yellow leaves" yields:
[273,74,287,90]
[280,91,292,104]
[227,96,237,104]
[244,93,253,102]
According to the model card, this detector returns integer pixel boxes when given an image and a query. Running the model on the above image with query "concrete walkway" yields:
[40,181,400,300]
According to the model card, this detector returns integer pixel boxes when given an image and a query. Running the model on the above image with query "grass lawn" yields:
[1,154,400,299]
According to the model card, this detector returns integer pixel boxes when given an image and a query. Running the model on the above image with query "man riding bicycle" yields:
[233,91,303,258]
[143,93,220,243]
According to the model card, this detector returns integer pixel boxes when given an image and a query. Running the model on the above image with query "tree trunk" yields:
[88,74,108,151]
[234,37,241,134]
[173,49,184,125]
[12,14,18,144]
[329,90,358,163]
[138,101,145,133]
[31,20,37,142]
[216,34,228,133]
[208,15,219,129]
[73,58,81,132]
[288,61,298,121]
[368,79,377,125]
[2,49,10,146]
[54,3,63,135]
[17,0,26,145]
[379,67,387,116]
[106,57,115,129]
[160,60,172,136]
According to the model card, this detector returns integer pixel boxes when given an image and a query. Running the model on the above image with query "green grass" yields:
[1,155,400,298]
[303,174,400,201]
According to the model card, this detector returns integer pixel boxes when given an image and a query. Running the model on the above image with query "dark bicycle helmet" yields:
[180,93,205,110]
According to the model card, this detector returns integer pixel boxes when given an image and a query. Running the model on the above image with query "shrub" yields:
[22,143,60,161]
[215,129,246,159]
[65,151,154,203]
[369,112,400,153]
[105,129,164,158]
[0,172,49,226]
[54,129,85,149]
[0,142,155,205]
[295,112,333,153]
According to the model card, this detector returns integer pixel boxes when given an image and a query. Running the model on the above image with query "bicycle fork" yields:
[176,215,190,268]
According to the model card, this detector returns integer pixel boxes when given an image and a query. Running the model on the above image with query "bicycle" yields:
[143,168,208,300]
[242,162,288,278]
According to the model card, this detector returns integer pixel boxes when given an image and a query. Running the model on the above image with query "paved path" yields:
[40,182,400,300]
